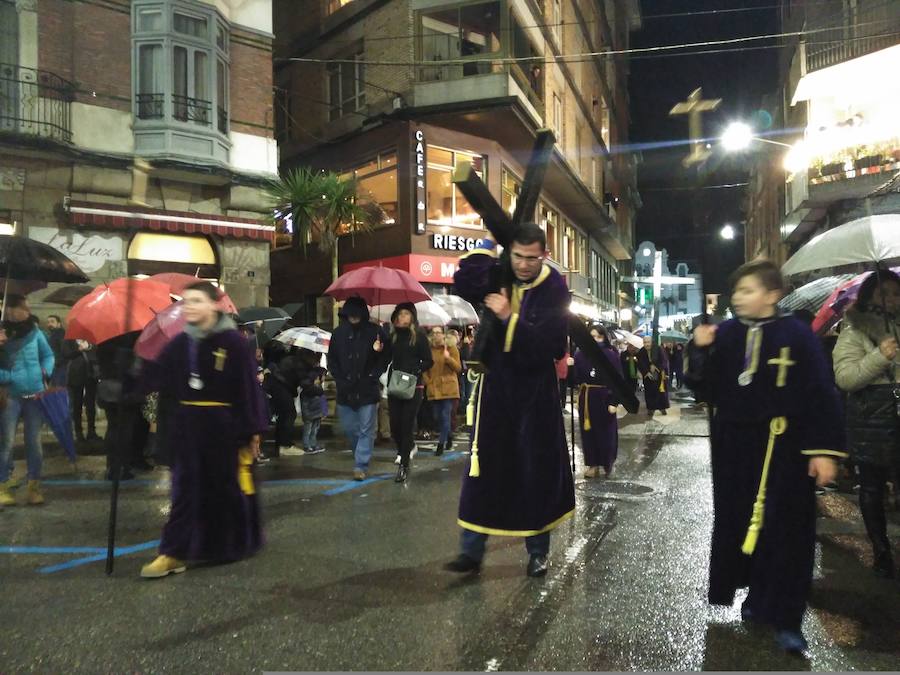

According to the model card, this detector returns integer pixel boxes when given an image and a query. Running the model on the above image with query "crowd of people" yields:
[0,233,897,658]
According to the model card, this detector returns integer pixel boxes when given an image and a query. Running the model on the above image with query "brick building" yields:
[271,0,641,327]
[0,0,278,311]
[743,0,900,269]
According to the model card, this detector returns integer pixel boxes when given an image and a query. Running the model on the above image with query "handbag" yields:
[387,367,417,400]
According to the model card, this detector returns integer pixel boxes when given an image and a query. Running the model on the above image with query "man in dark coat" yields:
[61,339,100,442]
[44,315,67,386]
[444,224,575,578]
[638,335,670,417]
[327,296,390,480]
[139,281,269,579]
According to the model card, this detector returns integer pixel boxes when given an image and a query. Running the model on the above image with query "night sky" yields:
[627,0,781,292]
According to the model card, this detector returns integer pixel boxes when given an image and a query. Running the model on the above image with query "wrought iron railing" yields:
[0,63,74,142]
[805,0,900,73]
[172,94,211,126]
[135,93,164,119]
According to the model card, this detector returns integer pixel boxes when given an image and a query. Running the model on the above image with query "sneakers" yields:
[352,469,367,481]
[304,446,325,455]
[280,446,306,457]
[526,555,549,578]
[26,481,44,506]
[0,488,14,507]
[443,554,481,573]
[394,454,402,465]
[775,629,808,654]
[140,555,187,579]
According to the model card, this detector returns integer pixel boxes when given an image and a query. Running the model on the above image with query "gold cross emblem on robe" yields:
[767,347,796,388]
[213,348,228,372]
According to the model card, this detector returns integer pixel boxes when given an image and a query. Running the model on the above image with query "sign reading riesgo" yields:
[414,128,427,235]
[431,234,478,252]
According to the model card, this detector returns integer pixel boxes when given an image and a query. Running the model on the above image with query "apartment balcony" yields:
[413,63,545,128]
[0,63,74,144]
[805,0,900,73]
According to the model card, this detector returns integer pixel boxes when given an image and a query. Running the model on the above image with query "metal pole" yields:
[570,372,576,474]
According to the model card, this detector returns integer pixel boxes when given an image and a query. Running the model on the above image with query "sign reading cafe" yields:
[414,128,427,235]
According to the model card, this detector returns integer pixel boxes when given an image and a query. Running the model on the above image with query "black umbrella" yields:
[42,284,95,307]
[237,306,291,324]
[0,235,89,284]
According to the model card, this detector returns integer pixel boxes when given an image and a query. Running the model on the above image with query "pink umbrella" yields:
[811,266,900,333]
[134,301,186,361]
[148,272,238,314]
[325,266,430,306]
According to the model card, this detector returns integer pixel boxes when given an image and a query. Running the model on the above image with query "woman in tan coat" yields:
[423,325,461,456]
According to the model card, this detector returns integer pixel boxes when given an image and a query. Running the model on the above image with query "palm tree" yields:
[266,168,385,322]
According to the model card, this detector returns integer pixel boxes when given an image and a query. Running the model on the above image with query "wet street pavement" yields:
[2,394,899,672]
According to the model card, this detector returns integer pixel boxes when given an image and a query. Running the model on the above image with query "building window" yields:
[326,0,356,15]
[128,232,218,278]
[552,93,563,145]
[539,202,559,260]
[551,0,562,46]
[427,146,485,229]
[132,0,230,151]
[340,150,399,227]
[501,166,522,216]
[327,53,365,121]
[420,1,502,81]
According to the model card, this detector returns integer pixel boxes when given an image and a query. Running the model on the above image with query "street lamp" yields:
[720,224,736,240]
[721,122,793,151]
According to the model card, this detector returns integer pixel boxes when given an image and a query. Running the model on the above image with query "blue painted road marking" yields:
[38,540,161,574]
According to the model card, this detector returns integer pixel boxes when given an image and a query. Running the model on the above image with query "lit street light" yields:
[720,224,736,240]
[721,122,793,151]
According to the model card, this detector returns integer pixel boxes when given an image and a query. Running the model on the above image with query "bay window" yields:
[426,146,485,229]
[420,1,502,81]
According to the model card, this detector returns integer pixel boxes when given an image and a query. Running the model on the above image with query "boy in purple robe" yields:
[638,335,670,417]
[139,282,269,579]
[575,325,622,478]
[443,224,575,578]
[686,260,846,654]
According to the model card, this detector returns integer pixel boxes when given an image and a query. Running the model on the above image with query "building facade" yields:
[0,0,278,311]
[744,0,900,269]
[271,0,641,327]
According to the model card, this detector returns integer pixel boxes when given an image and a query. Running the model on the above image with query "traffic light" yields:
[635,286,654,305]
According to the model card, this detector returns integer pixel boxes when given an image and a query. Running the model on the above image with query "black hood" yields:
[391,302,418,325]
[339,296,370,323]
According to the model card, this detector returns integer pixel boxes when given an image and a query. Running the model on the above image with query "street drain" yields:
[576,480,655,501]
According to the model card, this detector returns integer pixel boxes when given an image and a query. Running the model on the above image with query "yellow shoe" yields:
[26,481,44,506]
[1,477,21,491]
[583,466,600,479]
[141,555,187,579]
[0,489,14,507]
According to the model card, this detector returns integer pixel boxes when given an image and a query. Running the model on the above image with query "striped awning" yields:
[66,200,274,241]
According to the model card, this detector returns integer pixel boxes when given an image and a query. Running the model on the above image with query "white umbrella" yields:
[778,274,855,312]
[613,328,644,350]
[781,214,900,276]
[432,294,480,325]
[371,300,451,327]
[274,326,332,353]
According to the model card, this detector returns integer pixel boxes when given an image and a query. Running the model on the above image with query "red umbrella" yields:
[811,266,900,334]
[148,272,238,314]
[65,278,173,345]
[135,301,186,361]
[325,266,430,306]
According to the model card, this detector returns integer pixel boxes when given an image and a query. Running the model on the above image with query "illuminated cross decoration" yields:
[767,347,796,387]
[669,87,722,167]
[213,348,228,372]
[622,251,695,340]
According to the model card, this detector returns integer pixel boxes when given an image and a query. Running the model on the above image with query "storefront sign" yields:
[413,129,427,235]
[431,234,477,252]
[29,226,124,274]
[343,253,459,285]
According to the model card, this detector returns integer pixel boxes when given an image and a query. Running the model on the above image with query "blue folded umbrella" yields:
[35,387,77,463]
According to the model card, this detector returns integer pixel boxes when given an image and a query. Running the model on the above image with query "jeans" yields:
[460,529,550,563]
[389,389,424,465]
[337,403,377,471]
[432,398,454,446]
[302,417,322,449]
[0,397,44,481]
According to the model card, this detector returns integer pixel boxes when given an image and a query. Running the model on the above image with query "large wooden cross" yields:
[451,129,640,413]
[623,250,695,340]
[669,87,721,167]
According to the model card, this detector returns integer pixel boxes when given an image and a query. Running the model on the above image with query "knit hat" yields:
[391,302,418,325]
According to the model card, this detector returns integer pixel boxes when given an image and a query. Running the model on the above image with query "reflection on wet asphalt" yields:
[1,399,898,672]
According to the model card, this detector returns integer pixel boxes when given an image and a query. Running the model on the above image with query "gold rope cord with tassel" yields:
[469,372,486,477]
[237,447,256,495]
[741,416,788,555]
[580,383,592,431]
[658,370,667,393]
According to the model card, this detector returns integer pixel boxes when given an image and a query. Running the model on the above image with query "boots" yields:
[395,463,408,483]
[0,487,14,507]
[859,485,895,578]
[435,442,445,457]
[26,480,44,506]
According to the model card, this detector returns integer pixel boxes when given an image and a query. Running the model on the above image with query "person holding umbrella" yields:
[832,270,900,579]
[139,281,268,579]
[0,295,54,506]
